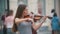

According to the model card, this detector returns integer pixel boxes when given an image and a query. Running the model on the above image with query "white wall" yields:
[56,0,60,21]
[9,0,18,17]
[46,0,54,17]
[28,0,38,14]
[45,0,54,31]
[9,0,38,16]
[56,0,59,17]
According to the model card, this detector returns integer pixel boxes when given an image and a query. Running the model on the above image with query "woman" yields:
[51,13,60,34]
[1,14,7,34]
[13,4,47,34]
[5,10,15,34]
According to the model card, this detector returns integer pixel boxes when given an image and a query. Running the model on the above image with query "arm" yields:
[15,18,28,24]
[32,16,47,30]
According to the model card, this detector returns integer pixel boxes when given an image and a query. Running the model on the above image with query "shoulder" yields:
[5,16,14,20]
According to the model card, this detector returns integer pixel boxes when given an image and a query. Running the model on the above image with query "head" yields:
[53,13,57,17]
[51,9,55,13]
[51,9,55,17]
[9,10,13,15]
[6,10,13,17]
[15,4,28,18]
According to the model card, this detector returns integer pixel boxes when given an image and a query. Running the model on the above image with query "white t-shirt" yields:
[5,16,14,28]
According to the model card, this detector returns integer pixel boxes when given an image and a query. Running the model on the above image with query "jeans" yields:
[7,28,16,34]
[3,25,7,34]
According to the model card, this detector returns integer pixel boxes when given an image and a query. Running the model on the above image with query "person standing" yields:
[1,15,7,34]
[12,4,47,34]
[51,13,60,34]
[4,10,15,34]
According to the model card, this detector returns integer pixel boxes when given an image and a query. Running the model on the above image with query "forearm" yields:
[32,16,47,30]
[32,22,43,30]
[15,18,27,23]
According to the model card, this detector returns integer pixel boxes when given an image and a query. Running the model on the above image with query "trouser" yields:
[7,28,16,34]
[3,25,7,34]
[52,30,60,34]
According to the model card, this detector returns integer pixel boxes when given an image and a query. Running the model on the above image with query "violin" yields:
[34,15,43,22]
[24,15,43,22]
[24,15,30,18]
[24,14,52,22]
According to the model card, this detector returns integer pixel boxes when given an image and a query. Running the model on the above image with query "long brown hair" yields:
[15,4,27,18]
[12,4,27,32]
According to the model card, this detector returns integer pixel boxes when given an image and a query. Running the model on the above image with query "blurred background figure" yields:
[4,10,15,34]
[51,12,60,34]
[1,12,7,34]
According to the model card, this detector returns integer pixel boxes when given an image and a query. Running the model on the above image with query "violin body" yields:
[24,15,30,18]
[34,15,42,22]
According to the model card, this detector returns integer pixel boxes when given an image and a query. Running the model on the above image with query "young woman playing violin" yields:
[12,4,47,34]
